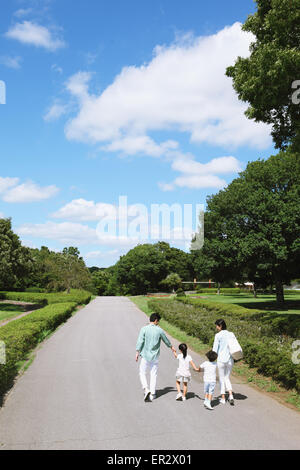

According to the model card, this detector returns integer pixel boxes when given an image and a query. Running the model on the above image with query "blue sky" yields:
[0,0,275,267]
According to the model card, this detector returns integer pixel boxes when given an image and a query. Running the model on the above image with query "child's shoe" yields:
[204,401,213,410]
[182,396,186,401]
[176,393,183,400]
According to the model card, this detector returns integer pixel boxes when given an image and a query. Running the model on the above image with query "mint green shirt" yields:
[136,323,172,362]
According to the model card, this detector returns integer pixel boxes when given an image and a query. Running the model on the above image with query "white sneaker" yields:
[176,393,183,400]
[182,396,186,401]
[144,388,151,401]
[204,402,213,410]
[219,398,226,405]
[149,393,156,401]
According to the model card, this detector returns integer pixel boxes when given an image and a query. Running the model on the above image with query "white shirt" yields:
[176,353,192,377]
[200,361,217,383]
[212,330,232,363]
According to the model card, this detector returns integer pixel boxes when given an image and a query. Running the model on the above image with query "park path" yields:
[0,296,299,450]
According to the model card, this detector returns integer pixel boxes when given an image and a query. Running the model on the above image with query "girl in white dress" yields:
[173,343,199,401]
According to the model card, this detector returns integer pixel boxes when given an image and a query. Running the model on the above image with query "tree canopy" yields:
[226,0,300,150]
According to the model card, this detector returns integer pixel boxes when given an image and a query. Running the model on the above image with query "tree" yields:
[160,273,182,293]
[53,247,93,293]
[155,241,194,281]
[0,218,33,290]
[226,0,300,150]
[199,148,300,305]
[114,244,169,295]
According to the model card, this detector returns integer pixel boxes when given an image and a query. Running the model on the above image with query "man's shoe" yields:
[144,389,151,401]
[149,393,155,402]
[176,393,183,400]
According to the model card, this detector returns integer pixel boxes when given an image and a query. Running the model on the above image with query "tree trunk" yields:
[217,282,221,295]
[275,281,284,306]
[253,282,257,298]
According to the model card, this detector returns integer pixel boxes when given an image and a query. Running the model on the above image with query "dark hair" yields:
[179,343,188,359]
[206,350,218,362]
[215,319,227,330]
[150,313,161,323]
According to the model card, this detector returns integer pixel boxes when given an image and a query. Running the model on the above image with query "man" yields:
[135,313,176,401]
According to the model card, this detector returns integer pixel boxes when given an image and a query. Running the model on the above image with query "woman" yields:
[212,319,234,405]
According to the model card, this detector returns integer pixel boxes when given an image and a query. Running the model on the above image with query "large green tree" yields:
[200,148,300,305]
[226,0,300,150]
[0,218,33,290]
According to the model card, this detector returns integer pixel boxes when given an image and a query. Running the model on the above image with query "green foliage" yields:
[226,0,300,150]
[175,287,186,298]
[0,218,33,291]
[192,149,300,305]
[0,289,91,306]
[0,302,77,396]
[195,288,241,294]
[148,298,300,392]
[160,273,182,292]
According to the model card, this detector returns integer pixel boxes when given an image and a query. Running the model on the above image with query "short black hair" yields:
[150,313,161,323]
[215,318,227,330]
[206,350,218,362]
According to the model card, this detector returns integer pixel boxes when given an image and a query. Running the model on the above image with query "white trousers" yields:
[217,358,234,395]
[139,358,159,395]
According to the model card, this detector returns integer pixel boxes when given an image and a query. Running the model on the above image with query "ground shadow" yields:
[156,387,176,398]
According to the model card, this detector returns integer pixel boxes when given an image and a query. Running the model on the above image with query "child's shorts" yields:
[204,382,216,395]
[176,375,191,383]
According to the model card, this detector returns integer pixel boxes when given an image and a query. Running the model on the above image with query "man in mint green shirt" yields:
[136,313,176,401]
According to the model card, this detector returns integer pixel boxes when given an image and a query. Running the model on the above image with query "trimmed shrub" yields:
[0,302,77,396]
[0,289,91,306]
[195,288,241,294]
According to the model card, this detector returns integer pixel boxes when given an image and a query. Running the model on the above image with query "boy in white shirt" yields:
[199,350,218,410]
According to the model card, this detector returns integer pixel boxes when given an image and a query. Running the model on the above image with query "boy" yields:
[199,350,218,410]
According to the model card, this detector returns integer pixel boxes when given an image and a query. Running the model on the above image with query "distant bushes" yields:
[0,302,77,396]
[148,298,300,393]
[0,289,91,306]
[195,287,241,294]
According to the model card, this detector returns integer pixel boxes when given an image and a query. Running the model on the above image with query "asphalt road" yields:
[0,296,299,450]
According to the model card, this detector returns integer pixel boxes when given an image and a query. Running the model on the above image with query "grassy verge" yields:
[130,295,300,412]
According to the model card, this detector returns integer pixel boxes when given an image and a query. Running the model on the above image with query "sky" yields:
[0,0,275,268]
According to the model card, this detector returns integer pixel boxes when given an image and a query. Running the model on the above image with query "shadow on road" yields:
[156,386,176,398]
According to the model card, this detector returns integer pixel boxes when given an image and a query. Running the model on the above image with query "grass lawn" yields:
[186,292,300,314]
[0,303,26,323]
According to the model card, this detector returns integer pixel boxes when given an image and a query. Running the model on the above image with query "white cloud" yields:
[159,154,242,190]
[0,56,22,69]
[52,198,116,221]
[2,181,59,203]
[13,8,33,18]
[0,177,20,194]
[85,249,119,259]
[17,221,99,245]
[64,22,271,149]
[44,102,68,122]
[5,21,66,51]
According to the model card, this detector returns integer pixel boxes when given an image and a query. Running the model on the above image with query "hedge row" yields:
[0,302,77,396]
[0,289,91,306]
[148,298,300,392]
[195,288,241,294]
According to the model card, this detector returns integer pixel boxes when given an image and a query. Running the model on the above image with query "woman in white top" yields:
[212,319,234,405]
[173,343,199,401]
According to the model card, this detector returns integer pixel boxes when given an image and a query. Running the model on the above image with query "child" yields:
[173,343,199,401]
[199,350,218,410]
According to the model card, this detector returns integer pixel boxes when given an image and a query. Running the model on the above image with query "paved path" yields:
[0,297,299,450]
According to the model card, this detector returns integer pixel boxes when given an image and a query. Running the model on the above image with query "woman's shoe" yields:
[219,397,226,405]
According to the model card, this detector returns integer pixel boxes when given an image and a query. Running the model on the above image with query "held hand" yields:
[171,346,176,353]
[135,352,139,362]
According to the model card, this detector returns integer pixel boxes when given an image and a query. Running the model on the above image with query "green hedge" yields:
[148,298,300,392]
[0,289,91,306]
[0,302,77,396]
[195,288,241,294]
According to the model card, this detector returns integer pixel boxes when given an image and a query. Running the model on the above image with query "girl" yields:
[173,343,199,401]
